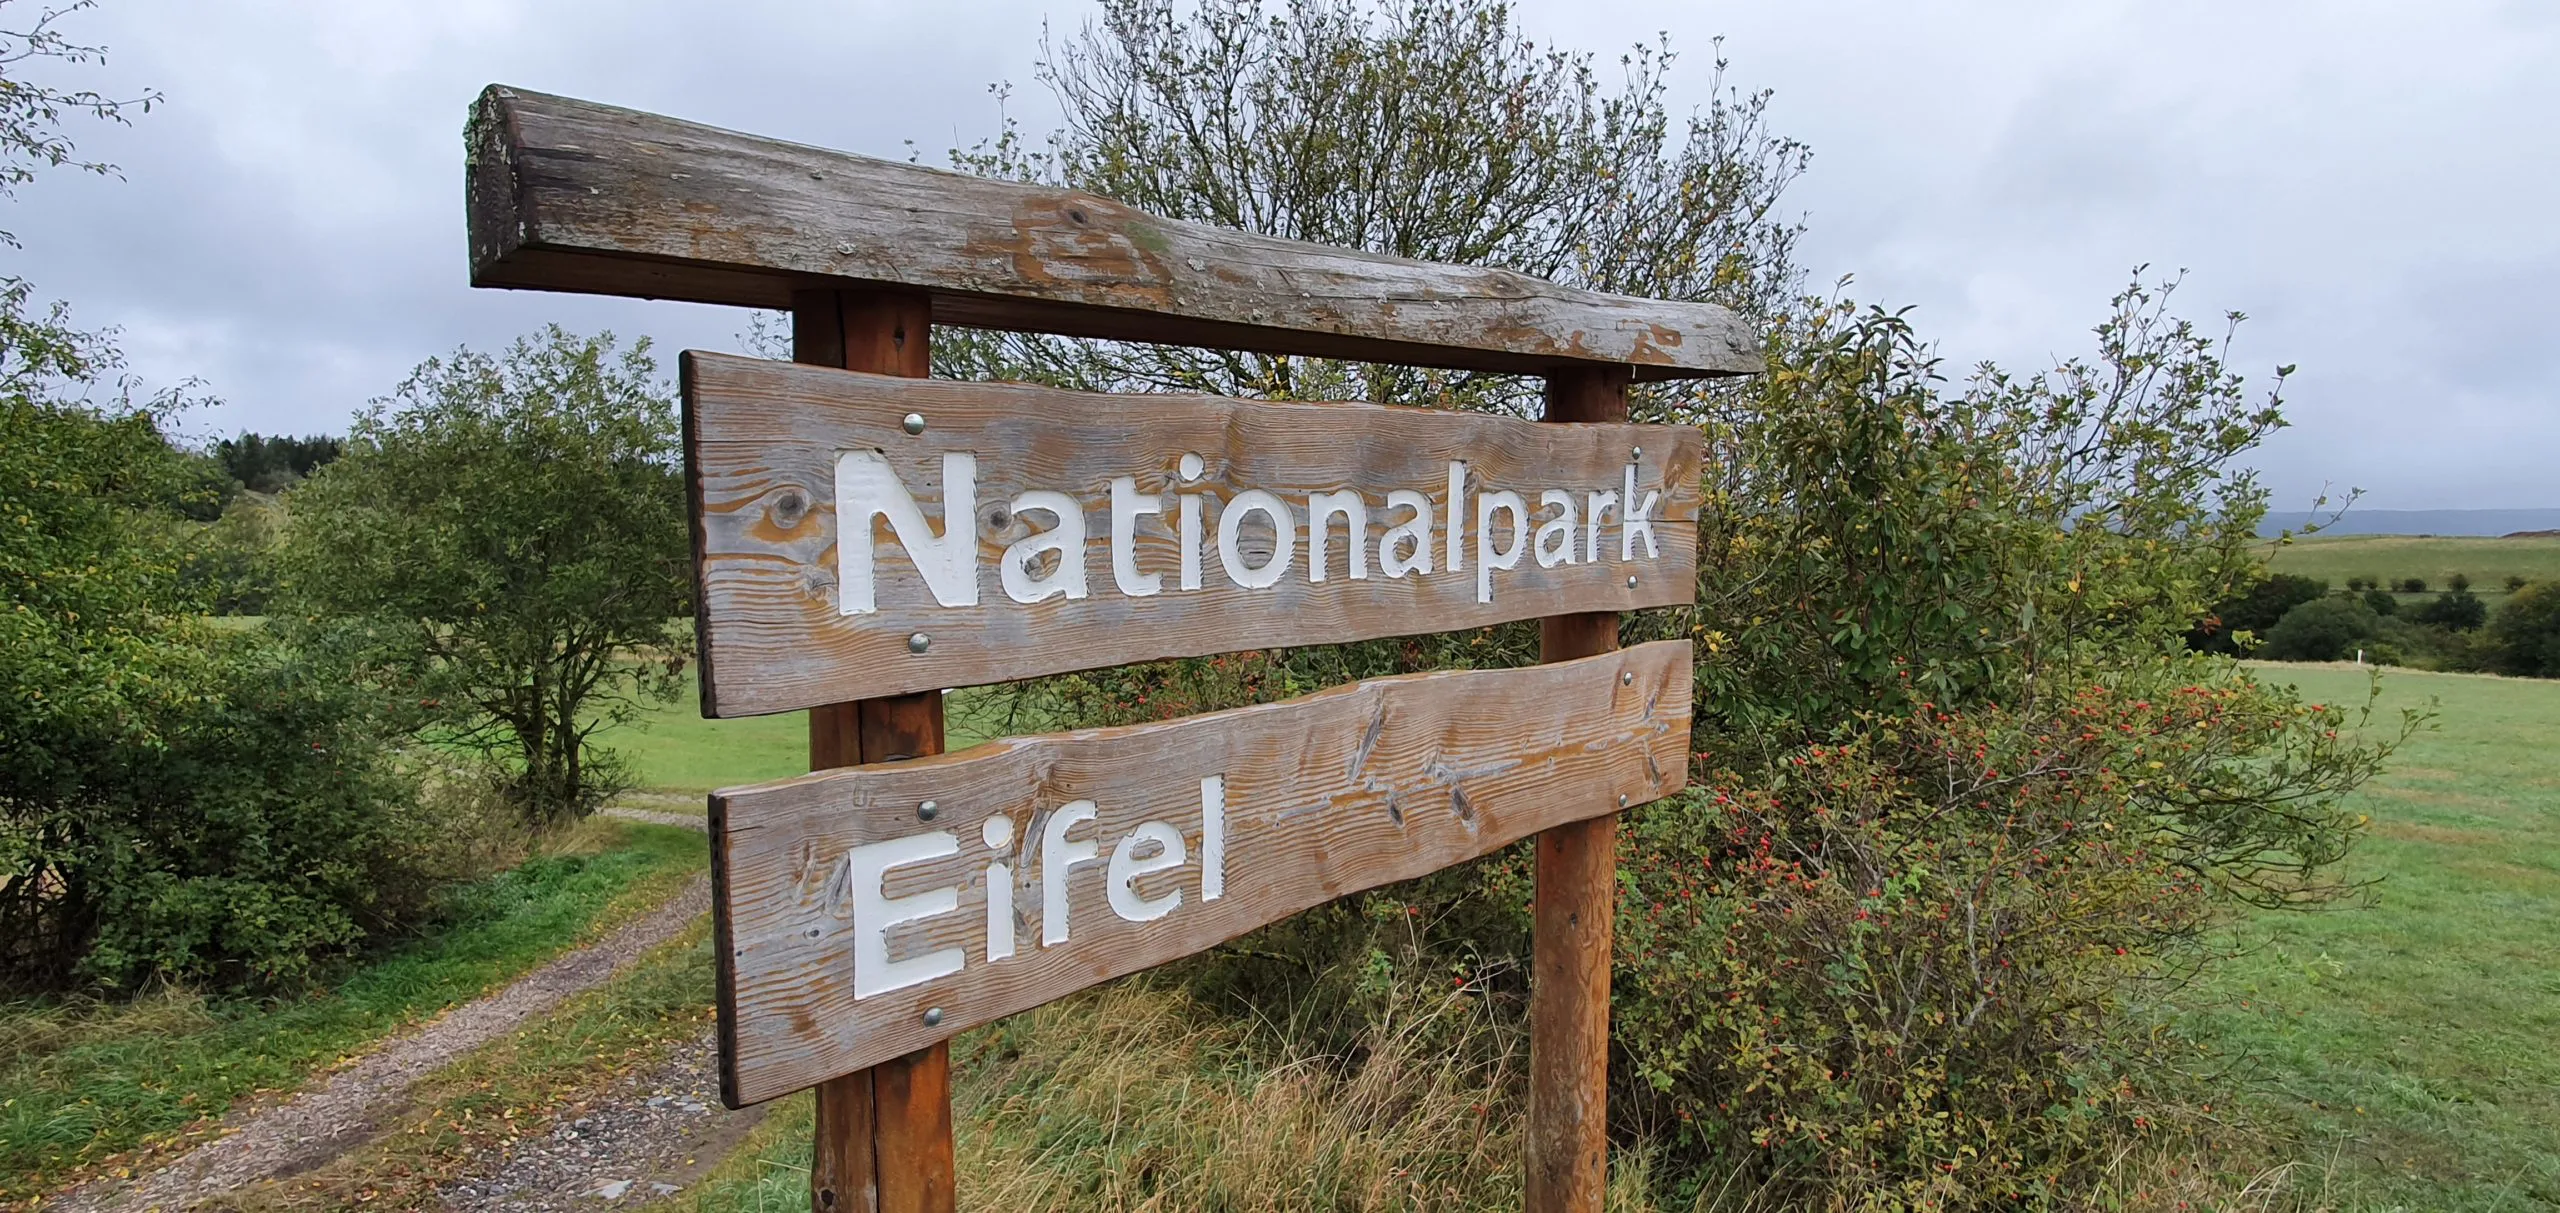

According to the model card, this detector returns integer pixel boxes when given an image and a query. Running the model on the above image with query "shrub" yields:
[2344,576,2367,592]
[1,394,430,991]
[13,636,439,990]
[2508,575,2530,593]
[1617,681,2380,1204]
[2398,576,2428,594]
[2362,587,2399,617]
[2481,582,2560,678]
[2413,589,2488,632]
[2262,596,2383,661]
[2190,573,2326,653]
[2449,572,2471,593]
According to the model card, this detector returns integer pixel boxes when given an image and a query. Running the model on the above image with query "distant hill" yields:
[2258,508,2560,538]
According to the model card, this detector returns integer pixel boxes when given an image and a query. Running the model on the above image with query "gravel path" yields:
[435,1029,768,1212]
[53,813,715,1213]
[598,805,708,832]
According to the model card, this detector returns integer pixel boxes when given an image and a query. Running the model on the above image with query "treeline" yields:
[2196,571,2560,677]
[212,431,341,493]
[168,431,344,614]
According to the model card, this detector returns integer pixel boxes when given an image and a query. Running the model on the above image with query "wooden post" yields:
[1525,365,1633,1213]
[799,290,957,1213]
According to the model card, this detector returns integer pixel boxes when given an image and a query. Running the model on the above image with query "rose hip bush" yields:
[1617,674,2389,1205]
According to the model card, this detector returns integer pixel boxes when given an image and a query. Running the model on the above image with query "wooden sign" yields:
[710,640,1690,1107]
[685,352,1703,717]
[469,87,1760,381]
[471,85,1754,1213]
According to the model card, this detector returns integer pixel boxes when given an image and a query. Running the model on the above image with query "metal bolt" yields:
[907,632,931,654]
[1631,445,1643,459]
[1617,794,1630,808]
[1621,671,1634,686]
[1626,574,1639,589]
[923,1007,945,1027]
[918,800,939,822]
[902,412,927,435]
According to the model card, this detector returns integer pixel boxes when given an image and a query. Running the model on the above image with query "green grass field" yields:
[590,680,1014,793]
[2264,532,2560,594]
[2198,664,2560,1208]
[0,820,704,1201]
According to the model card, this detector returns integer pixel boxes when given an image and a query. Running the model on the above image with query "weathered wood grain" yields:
[685,352,1703,717]
[467,86,1759,381]
[710,641,1692,1107]
[791,289,953,1213]
[1526,367,1627,1213]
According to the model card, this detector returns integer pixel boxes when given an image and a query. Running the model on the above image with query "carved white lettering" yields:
[830,447,1668,611]
[1218,489,1297,589]
[848,832,964,999]
[1535,490,1578,568]
[999,489,1089,604]
[982,814,1016,963]
[1378,489,1433,578]
[1308,489,1369,582]
[1040,800,1099,947]
[1200,775,1225,902]
[1109,476,1163,598]
[1444,460,1467,574]
[1476,490,1527,604]
[1585,489,1618,564]
[1622,463,1660,560]
[1106,821,1186,922]
[835,451,979,614]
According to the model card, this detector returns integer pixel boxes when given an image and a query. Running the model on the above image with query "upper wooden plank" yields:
[467,86,1761,381]
[685,352,1703,717]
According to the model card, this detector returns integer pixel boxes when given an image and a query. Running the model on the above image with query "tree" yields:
[283,327,692,823]
[2482,582,2560,678]
[940,0,1808,409]
[2261,595,2383,661]
[2413,588,2487,632]
[0,0,155,248]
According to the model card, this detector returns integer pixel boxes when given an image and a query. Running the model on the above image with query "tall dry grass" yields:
[688,979,2351,1213]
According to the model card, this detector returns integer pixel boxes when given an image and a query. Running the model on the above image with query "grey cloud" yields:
[4,0,2551,510]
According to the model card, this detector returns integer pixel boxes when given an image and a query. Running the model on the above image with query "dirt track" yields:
[50,810,716,1212]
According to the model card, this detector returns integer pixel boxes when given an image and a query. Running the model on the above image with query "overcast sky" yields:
[9,0,2553,510]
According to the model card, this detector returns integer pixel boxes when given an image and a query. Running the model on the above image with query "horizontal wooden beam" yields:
[711,640,1692,1106]
[468,86,1761,381]
[685,353,1703,716]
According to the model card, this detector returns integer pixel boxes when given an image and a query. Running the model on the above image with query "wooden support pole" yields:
[1525,365,1633,1213]
[799,289,956,1213]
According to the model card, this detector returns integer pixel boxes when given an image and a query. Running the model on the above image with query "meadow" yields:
[2202,664,2560,1208]
[2264,532,2560,597]
[590,680,1013,795]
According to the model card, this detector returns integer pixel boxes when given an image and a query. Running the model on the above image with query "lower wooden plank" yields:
[710,640,1693,1107]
